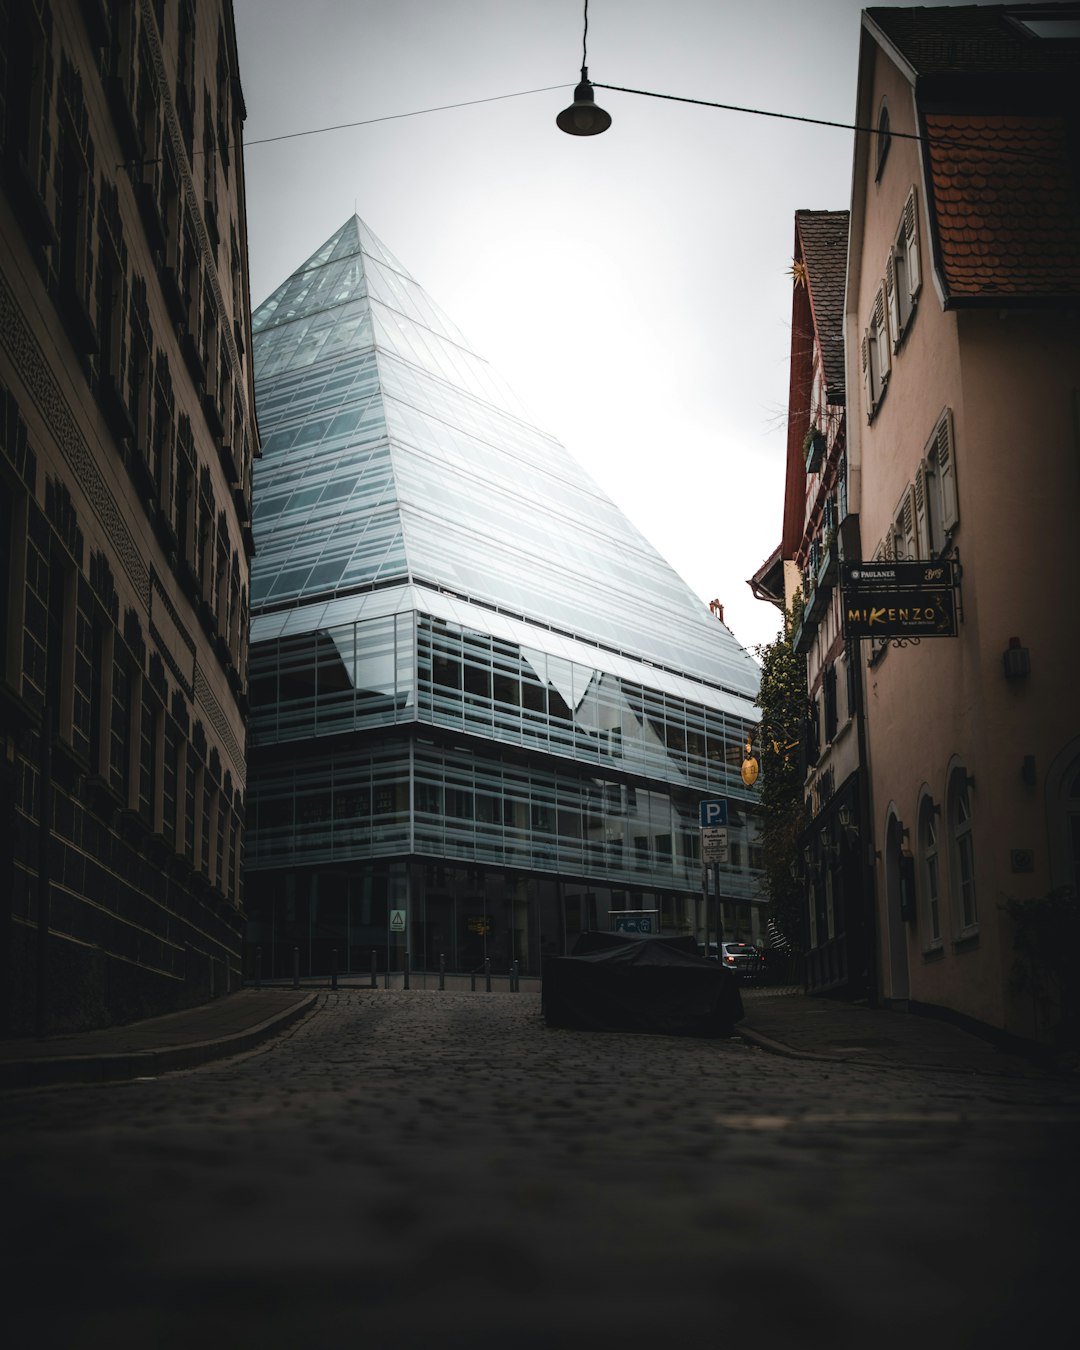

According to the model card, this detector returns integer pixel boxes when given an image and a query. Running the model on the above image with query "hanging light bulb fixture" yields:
[556,1,612,135]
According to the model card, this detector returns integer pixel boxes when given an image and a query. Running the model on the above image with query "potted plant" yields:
[803,425,826,472]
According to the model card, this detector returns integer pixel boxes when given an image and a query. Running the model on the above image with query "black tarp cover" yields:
[542,931,744,1036]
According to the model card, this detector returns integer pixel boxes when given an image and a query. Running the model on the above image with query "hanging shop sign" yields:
[842,588,957,639]
[842,560,956,590]
[841,561,958,640]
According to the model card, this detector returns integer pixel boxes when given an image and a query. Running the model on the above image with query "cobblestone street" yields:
[4,990,1077,1349]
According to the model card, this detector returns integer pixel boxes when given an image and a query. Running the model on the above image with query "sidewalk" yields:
[738,985,1061,1078]
[0,989,316,1089]
[1,981,1069,1090]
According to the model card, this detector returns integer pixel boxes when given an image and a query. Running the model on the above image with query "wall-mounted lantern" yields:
[1003,636,1030,680]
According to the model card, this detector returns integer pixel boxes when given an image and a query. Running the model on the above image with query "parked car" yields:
[696,942,765,982]
[719,942,764,981]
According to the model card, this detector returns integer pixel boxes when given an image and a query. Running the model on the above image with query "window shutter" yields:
[874,283,891,381]
[885,254,901,348]
[903,185,922,299]
[862,331,873,419]
[899,486,915,558]
[936,409,958,531]
[913,461,929,556]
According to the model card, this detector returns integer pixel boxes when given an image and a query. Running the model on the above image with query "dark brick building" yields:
[0,0,258,1034]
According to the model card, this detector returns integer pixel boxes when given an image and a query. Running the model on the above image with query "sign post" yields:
[699,799,729,956]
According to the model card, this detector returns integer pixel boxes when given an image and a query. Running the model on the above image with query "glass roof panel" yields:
[250,215,760,707]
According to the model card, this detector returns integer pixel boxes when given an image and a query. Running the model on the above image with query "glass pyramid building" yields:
[244,216,763,978]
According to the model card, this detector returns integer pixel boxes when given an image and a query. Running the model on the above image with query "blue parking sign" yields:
[699,798,728,827]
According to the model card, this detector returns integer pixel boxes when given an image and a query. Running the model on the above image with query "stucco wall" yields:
[850,43,1080,1034]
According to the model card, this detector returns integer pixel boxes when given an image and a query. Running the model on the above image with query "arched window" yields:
[883,808,911,1001]
[918,795,942,946]
[948,770,977,934]
[875,99,891,180]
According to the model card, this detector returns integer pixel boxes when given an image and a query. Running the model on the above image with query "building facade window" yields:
[45,548,76,745]
[184,753,197,865]
[0,477,16,685]
[885,187,922,349]
[805,697,820,767]
[88,613,111,777]
[1065,767,1080,899]
[948,770,978,935]
[891,484,917,560]
[864,185,922,422]
[137,689,160,829]
[875,99,891,180]
[823,662,838,743]
[900,185,922,305]
[110,650,135,804]
[1046,743,1080,898]
[95,183,130,427]
[2,1,54,244]
[843,649,857,722]
[200,771,213,878]
[863,285,891,418]
[923,409,959,555]
[56,60,97,350]
[919,796,942,947]
[162,716,179,849]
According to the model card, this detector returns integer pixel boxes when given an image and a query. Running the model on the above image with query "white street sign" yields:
[701,826,729,863]
[389,909,407,933]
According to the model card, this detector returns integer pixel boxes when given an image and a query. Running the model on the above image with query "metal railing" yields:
[251,947,536,994]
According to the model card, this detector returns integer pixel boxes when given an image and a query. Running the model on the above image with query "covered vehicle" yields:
[542,931,744,1037]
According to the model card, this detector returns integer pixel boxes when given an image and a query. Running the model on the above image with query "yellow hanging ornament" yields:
[741,737,759,787]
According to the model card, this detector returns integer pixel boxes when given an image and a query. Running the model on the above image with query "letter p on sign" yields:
[699,798,728,828]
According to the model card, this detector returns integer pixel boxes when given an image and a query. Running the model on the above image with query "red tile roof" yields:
[925,112,1080,301]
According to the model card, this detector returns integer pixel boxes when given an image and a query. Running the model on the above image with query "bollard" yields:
[404,950,410,991]
[292,946,300,990]
[439,953,445,992]
[484,956,491,993]
[371,949,377,988]
[255,945,262,990]
[511,958,519,993]
[331,947,338,991]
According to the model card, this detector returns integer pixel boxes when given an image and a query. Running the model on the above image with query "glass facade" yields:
[246,217,763,978]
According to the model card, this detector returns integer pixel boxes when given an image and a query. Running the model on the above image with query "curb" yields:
[738,1025,855,1064]
[0,993,319,1090]
[737,1023,1061,1078]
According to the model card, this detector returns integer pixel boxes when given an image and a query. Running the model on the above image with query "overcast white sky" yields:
[232,0,957,657]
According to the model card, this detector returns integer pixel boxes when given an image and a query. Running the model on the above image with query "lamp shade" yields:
[556,69,612,136]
